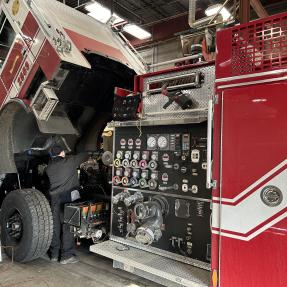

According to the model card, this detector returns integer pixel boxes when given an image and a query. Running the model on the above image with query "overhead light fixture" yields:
[86,2,111,23]
[86,2,124,24]
[85,2,150,39]
[205,4,232,21]
[123,24,151,40]
[109,14,125,25]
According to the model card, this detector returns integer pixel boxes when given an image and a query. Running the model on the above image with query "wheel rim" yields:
[6,210,23,241]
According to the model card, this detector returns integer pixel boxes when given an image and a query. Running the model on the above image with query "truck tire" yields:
[0,189,53,262]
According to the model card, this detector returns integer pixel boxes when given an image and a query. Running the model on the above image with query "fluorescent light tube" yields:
[86,2,111,23]
[205,4,232,21]
[123,24,151,40]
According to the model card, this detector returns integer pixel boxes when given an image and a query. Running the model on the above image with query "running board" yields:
[90,240,210,287]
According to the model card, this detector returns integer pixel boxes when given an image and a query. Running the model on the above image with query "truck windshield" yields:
[0,12,16,69]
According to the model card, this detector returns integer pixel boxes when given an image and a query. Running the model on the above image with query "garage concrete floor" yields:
[0,246,161,287]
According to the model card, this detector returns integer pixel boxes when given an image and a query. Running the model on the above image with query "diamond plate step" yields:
[90,240,210,287]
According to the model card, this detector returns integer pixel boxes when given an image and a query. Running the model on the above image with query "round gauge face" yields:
[158,136,168,149]
[128,139,134,146]
[120,139,126,146]
[133,153,139,160]
[125,152,131,159]
[116,151,122,159]
[147,136,157,149]
[135,139,141,146]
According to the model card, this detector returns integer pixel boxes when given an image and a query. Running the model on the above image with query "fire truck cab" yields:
[0,0,143,263]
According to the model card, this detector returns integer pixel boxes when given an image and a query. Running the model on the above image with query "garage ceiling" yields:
[58,0,287,26]
[58,0,216,25]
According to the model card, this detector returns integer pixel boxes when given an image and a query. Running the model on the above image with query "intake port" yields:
[182,184,188,192]
[116,151,123,159]
[114,159,121,168]
[148,179,158,190]
[148,160,158,170]
[122,177,130,187]
[139,160,148,170]
[133,151,140,160]
[139,178,148,189]
[132,169,140,178]
[112,176,122,186]
[115,168,123,177]
[130,159,139,168]
[124,168,131,177]
[122,159,130,168]
[130,177,139,187]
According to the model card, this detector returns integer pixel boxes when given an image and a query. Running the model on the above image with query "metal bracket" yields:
[207,180,217,189]
[30,81,59,122]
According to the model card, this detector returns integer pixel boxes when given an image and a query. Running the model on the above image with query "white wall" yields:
[139,38,183,72]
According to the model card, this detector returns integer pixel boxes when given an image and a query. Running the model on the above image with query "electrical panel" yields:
[111,123,211,266]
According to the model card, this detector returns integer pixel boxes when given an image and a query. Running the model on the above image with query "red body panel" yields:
[220,224,287,287]
[22,12,39,45]
[1,40,25,90]
[0,79,7,104]
[221,84,287,200]
[217,85,287,287]
[65,29,128,64]
[36,40,60,81]
[215,12,287,287]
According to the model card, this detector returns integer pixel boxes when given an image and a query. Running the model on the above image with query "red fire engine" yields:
[0,1,286,287]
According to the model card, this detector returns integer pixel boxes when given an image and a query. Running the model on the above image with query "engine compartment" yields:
[0,53,135,243]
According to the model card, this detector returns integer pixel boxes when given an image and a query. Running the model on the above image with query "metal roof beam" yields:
[250,0,269,18]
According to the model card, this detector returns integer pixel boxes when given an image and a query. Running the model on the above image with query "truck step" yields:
[90,240,210,287]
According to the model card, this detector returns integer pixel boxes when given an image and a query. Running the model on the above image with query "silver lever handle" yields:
[206,99,215,189]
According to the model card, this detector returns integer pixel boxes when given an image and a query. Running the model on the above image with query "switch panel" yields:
[112,124,210,200]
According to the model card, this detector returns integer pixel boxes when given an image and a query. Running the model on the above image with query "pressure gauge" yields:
[135,138,142,146]
[147,136,157,149]
[120,139,126,146]
[116,151,123,159]
[158,136,168,149]
[124,151,131,160]
[133,151,140,160]
[128,139,134,146]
